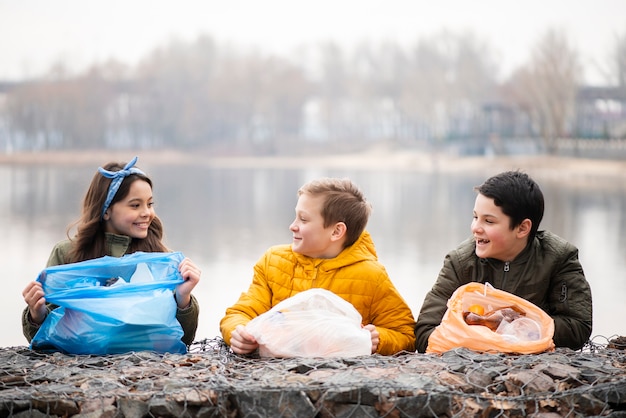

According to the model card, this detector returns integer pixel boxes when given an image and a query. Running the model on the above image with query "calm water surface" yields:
[2,160,625,347]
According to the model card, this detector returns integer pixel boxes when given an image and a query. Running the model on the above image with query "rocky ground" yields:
[1,338,626,417]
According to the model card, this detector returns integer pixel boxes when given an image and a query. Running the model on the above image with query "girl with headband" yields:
[21,157,201,348]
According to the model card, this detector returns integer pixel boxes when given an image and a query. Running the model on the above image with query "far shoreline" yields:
[1,149,626,181]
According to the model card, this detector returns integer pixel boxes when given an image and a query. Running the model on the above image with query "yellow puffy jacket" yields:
[220,231,416,355]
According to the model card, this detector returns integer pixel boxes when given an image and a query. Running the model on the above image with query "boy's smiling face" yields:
[471,193,530,262]
[290,193,340,258]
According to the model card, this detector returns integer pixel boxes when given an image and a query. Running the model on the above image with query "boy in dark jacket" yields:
[415,170,593,353]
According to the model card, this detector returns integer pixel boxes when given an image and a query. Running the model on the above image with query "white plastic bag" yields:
[245,288,372,358]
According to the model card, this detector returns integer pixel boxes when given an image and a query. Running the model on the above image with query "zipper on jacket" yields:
[312,262,321,286]
[499,261,510,288]
[559,282,568,302]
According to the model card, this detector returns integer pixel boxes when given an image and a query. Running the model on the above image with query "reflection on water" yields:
[2,162,625,347]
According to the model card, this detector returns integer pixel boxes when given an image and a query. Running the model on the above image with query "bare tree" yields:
[350,40,413,144]
[133,36,223,149]
[4,28,600,155]
[313,42,352,146]
[395,31,497,149]
[5,62,113,150]
[614,32,626,88]
[505,29,582,153]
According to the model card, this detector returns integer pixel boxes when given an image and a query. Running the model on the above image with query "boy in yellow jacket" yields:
[220,177,416,355]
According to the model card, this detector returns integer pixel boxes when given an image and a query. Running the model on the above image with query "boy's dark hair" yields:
[474,171,544,239]
[298,178,372,248]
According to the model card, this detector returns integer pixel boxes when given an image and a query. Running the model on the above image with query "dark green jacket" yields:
[415,231,593,353]
[22,233,199,346]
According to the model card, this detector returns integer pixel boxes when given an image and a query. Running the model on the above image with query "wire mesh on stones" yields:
[0,335,625,417]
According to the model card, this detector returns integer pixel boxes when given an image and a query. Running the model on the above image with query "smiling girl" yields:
[21,157,201,348]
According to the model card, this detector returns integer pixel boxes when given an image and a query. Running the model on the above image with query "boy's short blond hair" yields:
[298,178,372,248]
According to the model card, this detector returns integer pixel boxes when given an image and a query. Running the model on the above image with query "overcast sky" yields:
[1,0,624,84]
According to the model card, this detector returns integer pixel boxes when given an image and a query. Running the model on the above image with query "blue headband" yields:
[98,156,145,219]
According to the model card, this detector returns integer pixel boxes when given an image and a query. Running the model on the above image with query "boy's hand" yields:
[22,281,47,325]
[230,324,259,354]
[363,324,379,353]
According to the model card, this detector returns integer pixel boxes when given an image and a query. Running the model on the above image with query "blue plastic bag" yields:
[30,251,187,355]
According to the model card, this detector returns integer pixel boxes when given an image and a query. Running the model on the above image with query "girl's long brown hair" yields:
[66,161,169,263]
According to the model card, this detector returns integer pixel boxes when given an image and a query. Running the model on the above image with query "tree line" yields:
[1,28,625,155]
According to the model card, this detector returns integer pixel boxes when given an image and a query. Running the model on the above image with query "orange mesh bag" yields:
[426,282,555,354]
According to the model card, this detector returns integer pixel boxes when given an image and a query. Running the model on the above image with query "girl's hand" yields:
[363,324,380,354]
[175,257,201,309]
[22,281,47,325]
[230,324,259,354]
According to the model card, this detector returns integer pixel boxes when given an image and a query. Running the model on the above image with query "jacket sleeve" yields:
[176,294,200,346]
[21,242,69,343]
[548,245,593,350]
[22,307,37,342]
[370,277,416,355]
[220,252,274,345]
[21,304,56,343]
[414,251,465,353]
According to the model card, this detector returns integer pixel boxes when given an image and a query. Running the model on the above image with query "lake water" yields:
[2,158,625,348]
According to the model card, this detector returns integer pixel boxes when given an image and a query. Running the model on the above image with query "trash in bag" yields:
[30,251,187,355]
[245,288,372,358]
[426,282,555,354]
